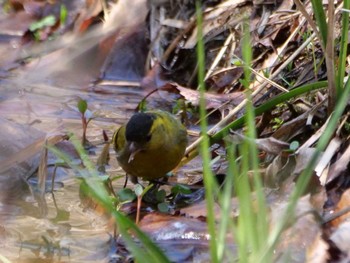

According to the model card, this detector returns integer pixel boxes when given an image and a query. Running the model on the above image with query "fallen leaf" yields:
[184,0,253,49]
[206,67,244,91]
[265,154,296,187]
[330,221,350,256]
[329,188,350,228]
[103,0,148,32]
[180,199,239,220]
[315,136,341,185]
[272,111,309,141]
[293,147,320,175]
[271,195,323,263]
[139,213,215,262]
[296,117,330,154]
[306,233,329,263]
[231,132,290,155]
[73,0,102,33]
[327,143,350,184]
[162,82,244,109]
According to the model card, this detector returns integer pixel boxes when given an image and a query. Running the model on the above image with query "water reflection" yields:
[0,4,155,259]
[0,80,134,262]
[1,177,113,262]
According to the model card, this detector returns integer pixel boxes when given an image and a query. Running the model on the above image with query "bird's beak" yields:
[128,142,142,163]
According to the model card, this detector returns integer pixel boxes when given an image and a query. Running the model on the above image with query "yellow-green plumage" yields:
[113,111,187,180]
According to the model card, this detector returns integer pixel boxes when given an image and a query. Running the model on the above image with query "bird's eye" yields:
[146,134,152,142]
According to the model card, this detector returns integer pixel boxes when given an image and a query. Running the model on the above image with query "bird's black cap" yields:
[125,112,155,142]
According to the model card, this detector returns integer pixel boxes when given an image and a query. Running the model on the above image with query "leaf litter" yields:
[1,0,350,262]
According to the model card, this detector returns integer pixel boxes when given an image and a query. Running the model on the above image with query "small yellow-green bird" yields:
[113,110,187,182]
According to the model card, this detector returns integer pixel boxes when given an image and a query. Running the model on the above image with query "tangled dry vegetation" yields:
[2,0,350,261]
[106,0,350,261]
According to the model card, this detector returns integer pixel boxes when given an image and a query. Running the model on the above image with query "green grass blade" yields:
[336,1,350,97]
[310,0,327,48]
[235,142,255,263]
[211,81,328,143]
[113,211,170,263]
[217,142,237,261]
[263,71,350,262]
[49,136,170,263]
[241,19,269,262]
[196,1,219,262]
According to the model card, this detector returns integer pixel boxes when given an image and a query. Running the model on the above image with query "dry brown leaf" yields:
[327,143,350,184]
[139,213,208,240]
[315,136,341,185]
[180,198,239,220]
[140,63,167,90]
[296,116,330,154]
[293,147,320,176]
[184,0,253,49]
[231,132,290,155]
[74,0,102,33]
[103,0,148,32]
[162,82,244,109]
[206,67,244,91]
[272,195,323,263]
[306,233,329,263]
[139,213,212,262]
[309,187,327,213]
[330,221,350,257]
[278,0,295,10]
[265,154,296,187]
[272,111,309,141]
[330,188,350,228]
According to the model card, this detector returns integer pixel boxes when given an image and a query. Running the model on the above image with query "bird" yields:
[112,110,188,183]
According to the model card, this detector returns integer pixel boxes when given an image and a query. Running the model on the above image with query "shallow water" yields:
[0,15,209,258]
[0,76,142,262]
[1,179,112,262]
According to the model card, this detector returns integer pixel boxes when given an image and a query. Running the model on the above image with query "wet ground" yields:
[0,77,142,262]
[0,2,210,260]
